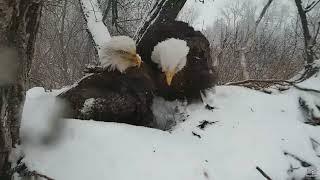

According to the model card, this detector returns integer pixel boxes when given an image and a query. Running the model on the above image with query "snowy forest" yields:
[1,0,320,179]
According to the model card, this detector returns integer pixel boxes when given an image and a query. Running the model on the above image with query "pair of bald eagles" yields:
[60,21,217,129]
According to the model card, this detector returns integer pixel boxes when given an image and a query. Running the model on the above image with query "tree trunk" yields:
[59,0,71,83]
[135,0,187,45]
[295,0,315,64]
[0,0,42,178]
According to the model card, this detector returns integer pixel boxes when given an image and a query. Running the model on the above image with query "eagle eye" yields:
[117,50,128,55]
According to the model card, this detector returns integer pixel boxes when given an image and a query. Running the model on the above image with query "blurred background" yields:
[29,0,320,89]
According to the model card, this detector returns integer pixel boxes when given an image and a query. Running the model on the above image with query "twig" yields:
[30,171,55,180]
[305,0,320,13]
[225,79,292,86]
[255,0,274,27]
[11,161,55,180]
[284,151,312,167]
[256,166,272,180]
[226,78,320,94]
[89,0,98,21]
[197,120,218,130]
[192,131,201,139]
[293,84,320,94]
[312,21,320,45]
[310,138,320,151]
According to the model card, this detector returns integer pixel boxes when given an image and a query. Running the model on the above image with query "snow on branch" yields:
[79,0,111,58]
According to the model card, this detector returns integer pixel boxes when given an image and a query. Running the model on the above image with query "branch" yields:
[225,79,292,86]
[295,0,315,64]
[79,0,111,59]
[226,78,320,94]
[312,21,320,45]
[255,0,273,28]
[305,0,320,13]
[11,161,55,180]
[30,171,55,180]
[284,151,312,167]
[256,166,272,180]
[239,0,274,80]
[135,0,187,45]
[294,84,320,94]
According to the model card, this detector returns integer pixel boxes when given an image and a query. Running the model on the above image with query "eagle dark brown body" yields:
[59,64,155,127]
[137,20,218,102]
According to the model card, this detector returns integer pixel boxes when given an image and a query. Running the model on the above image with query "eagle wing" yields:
[59,67,155,127]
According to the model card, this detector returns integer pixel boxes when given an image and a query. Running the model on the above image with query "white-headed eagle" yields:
[59,36,155,127]
[137,20,218,103]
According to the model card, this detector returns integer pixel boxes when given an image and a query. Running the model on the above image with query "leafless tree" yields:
[203,0,306,84]
[294,0,317,64]
[30,0,99,89]
[30,0,159,89]
[101,0,157,37]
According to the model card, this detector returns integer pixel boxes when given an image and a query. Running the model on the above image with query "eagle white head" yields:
[151,38,189,86]
[100,36,142,73]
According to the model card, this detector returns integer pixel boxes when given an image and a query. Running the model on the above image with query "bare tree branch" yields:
[239,0,274,80]
[255,0,273,27]
[256,166,272,180]
[313,21,320,45]
[305,0,320,12]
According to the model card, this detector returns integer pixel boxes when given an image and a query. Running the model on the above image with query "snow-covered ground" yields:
[14,65,320,180]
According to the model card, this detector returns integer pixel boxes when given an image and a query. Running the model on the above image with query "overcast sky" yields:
[180,0,296,29]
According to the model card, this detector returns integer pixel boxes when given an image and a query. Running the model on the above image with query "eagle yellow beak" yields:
[165,71,175,86]
[135,54,142,68]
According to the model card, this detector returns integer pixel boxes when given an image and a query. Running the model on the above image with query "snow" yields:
[20,88,67,146]
[152,97,187,130]
[15,69,320,180]
[79,0,111,58]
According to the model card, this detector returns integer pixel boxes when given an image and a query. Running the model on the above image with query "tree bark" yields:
[0,0,42,178]
[295,0,315,64]
[59,0,70,82]
[135,0,187,45]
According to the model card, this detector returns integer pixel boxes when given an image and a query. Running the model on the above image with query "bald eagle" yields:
[137,20,218,103]
[59,36,155,127]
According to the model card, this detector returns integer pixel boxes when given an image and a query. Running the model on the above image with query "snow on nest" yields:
[16,71,320,180]
[152,97,188,130]
[151,38,189,72]
[20,88,68,146]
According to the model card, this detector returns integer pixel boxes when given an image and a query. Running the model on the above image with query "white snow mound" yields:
[17,71,320,180]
